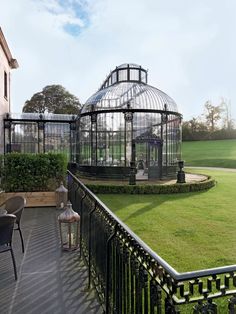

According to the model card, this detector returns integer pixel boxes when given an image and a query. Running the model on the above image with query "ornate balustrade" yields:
[68,170,236,313]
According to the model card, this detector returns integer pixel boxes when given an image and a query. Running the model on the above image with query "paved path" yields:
[186,166,236,172]
[0,207,103,314]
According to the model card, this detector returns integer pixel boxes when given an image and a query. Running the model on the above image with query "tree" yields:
[182,117,208,141]
[22,85,81,114]
[204,100,223,132]
[220,97,234,130]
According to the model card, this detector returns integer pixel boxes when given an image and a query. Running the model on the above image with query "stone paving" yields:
[80,171,208,186]
[0,207,103,314]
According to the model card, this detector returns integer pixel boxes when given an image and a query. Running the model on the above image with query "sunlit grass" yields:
[99,168,236,272]
[182,139,236,168]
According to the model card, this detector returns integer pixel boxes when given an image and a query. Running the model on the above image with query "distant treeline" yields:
[182,126,236,141]
[182,98,235,141]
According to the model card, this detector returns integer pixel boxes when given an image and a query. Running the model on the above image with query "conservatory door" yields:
[147,140,162,179]
[135,138,163,180]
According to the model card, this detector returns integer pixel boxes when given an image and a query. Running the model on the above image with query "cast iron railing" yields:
[68,170,236,313]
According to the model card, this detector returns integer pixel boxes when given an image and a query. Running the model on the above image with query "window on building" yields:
[4,71,8,99]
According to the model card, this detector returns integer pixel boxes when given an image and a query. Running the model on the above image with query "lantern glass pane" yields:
[60,221,79,251]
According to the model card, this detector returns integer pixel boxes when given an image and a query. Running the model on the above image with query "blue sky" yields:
[1,0,236,122]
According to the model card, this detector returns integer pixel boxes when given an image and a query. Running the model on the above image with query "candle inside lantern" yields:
[58,201,80,251]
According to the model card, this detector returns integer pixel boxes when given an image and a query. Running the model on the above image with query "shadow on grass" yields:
[185,158,236,168]
[111,189,210,222]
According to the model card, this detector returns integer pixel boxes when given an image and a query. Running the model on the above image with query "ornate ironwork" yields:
[68,170,236,313]
[229,295,236,313]
[161,112,168,123]
[38,121,45,130]
[124,110,133,122]
[70,122,76,130]
[3,112,76,160]
[4,120,11,129]
[123,101,133,123]
[91,113,97,123]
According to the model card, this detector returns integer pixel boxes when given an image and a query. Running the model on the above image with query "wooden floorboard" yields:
[0,207,103,314]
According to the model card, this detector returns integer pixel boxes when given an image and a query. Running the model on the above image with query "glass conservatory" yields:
[77,63,182,180]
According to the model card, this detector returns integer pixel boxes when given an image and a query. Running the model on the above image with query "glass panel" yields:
[10,122,38,153]
[112,71,117,84]
[118,69,127,81]
[79,116,91,165]
[130,69,139,81]
[44,123,70,158]
[77,108,181,178]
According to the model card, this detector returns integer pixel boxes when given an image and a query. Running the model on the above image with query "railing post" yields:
[150,279,163,314]
[157,284,162,313]
[165,297,180,314]
[88,201,97,289]
[150,279,157,314]
[74,185,80,210]
[120,243,125,314]
[193,299,217,314]
[135,259,142,314]
[130,254,135,314]
[123,247,130,314]
[105,223,118,314]
[118,242,122,313]
[142,268,149,314]
[79,192,86,258]
[228,295,236,314]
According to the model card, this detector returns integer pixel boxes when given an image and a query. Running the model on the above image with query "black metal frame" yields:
[99,63,148,90]
[68,170,236,313]
[78,63,182,181]
[3,113,77,161]
[79,108,181,180]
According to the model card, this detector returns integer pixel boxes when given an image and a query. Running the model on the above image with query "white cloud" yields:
[1,0,236,121]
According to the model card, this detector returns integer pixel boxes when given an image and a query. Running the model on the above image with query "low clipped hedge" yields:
[85,177,215,194]
[0,154,4,178]
[2,153,67,192]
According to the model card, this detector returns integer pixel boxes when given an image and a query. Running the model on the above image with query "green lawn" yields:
[99,168,236,273]
[182,139,236,168]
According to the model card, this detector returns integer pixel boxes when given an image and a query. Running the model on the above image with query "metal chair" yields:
[0,196,26,253]
[0,214,18,280]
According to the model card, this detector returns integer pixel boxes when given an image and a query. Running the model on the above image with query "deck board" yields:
[0,207,102,314]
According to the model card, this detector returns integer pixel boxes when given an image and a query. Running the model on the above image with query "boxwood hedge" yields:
[85,177,215,194]
[1,153,67,192]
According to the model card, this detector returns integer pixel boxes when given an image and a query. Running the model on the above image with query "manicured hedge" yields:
[0,154,3,178]
[85,177,215,194]
[2,153,67,192]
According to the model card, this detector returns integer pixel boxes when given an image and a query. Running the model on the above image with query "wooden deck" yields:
[0,207,103,314]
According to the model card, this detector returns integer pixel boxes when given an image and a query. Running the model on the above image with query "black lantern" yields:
[176,160,186,183]
[58,201,80,251]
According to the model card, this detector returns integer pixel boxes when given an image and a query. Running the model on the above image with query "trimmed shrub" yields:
[85,177,215,194]
[2,153,67,192]
[0,155,4,179]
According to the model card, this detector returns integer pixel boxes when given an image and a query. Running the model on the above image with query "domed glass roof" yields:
[81,64,179,114]
[117,63,141,68]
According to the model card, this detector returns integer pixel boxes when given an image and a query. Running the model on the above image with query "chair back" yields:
[0,214,16,246]
[3,196,26,222]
